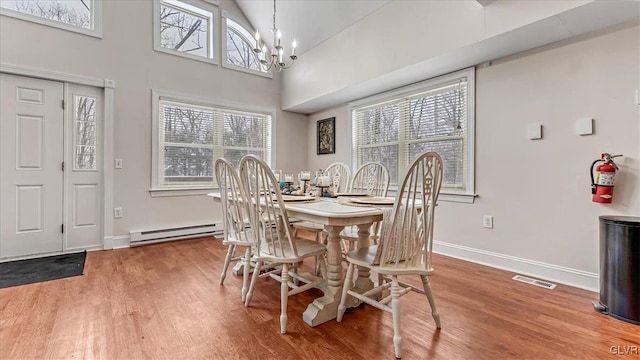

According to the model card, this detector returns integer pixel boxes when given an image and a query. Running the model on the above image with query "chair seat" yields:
[222,231,254,246]
[345,245,432,276]
[255,237,326,263]
[222,227,278,246]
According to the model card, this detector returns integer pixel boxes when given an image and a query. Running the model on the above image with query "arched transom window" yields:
[225,18,263,73]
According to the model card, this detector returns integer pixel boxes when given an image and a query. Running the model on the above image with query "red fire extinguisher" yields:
[590,153,622,203]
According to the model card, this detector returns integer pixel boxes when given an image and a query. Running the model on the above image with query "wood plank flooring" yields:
[1,235,638,359]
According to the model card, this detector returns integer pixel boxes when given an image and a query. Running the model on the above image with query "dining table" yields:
[209,193,385,327]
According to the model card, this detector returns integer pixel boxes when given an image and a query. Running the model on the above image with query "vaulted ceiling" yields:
[236,0,502,57]
[236,0,639,113]
[236,0,391,56]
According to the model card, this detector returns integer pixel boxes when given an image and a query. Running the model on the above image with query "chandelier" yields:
[252,0,297,72]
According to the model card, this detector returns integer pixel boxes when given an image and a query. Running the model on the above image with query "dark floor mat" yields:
[0,251,86,289]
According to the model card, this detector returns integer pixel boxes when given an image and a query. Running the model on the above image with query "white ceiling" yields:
[235,0,391,56]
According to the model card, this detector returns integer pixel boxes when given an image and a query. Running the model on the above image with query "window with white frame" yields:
[0,0,102,37]
[153,0,219,64]
[223,16,267,75]
[152,92,272,190]
[74,94,98,170]
[351,68,475,200]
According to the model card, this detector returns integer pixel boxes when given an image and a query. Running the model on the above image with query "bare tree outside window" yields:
[225,19,262,72]
[223,113,265,167]
[159,2,208,58]
[354,80,468,189]
[2,0,91,28]
[357,104,400,182]
[226,28,260,71]
[74,95,97,170]
[159,101,270,186]
[162,104,214,183]
[408,87,466,186]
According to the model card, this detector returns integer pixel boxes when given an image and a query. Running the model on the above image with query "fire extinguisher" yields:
[590,153,623,203]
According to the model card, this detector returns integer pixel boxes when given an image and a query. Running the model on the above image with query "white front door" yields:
[0,74,64,258]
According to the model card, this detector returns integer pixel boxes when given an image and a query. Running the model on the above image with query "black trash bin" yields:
[594,216,640,325]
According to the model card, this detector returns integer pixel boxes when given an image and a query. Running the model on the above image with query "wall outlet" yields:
[114,207,123,218]
[483,215,493,229]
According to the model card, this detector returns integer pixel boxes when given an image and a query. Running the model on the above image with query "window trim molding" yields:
[220,11,272,78]
[0,0,103,38]
[348,67,476,202]
[152,0,220,65]
[151,89,276,195]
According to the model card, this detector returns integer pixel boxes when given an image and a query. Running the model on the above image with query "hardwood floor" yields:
[1,235,638,359]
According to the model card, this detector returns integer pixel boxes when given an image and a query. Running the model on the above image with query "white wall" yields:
[283,0,639,114]
[307,106,349,172]
[0,0,308,239]
[307,25,640,290]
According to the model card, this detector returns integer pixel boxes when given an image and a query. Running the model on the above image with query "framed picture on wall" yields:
[317,117,336,155]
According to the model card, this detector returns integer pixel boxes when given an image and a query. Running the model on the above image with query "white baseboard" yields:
[432,240,599,292]
[107,235,131,249]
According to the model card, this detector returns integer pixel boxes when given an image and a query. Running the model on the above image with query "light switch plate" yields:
[527,123,542,140]
[576,118,593,136]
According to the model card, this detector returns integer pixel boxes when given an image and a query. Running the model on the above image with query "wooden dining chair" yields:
[337,152,444,359]
[239,155,327,334]
[340,162,390,252]
[214,158,254,302]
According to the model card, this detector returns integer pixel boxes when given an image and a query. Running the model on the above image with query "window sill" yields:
[149,187,215,197]
[221,61,272,79]
[153,46,220,66]
[439,192,477,204]
[0,8,102,38]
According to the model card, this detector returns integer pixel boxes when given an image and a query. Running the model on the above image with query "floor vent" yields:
[130,223,223,246]
[512,275,557,290]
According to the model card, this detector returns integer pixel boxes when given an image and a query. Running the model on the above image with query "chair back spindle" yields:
[214,158,252,245]
[349,162,390,197]
[325,162,351,193]
[239,155,299,260]
[376,152,443,269]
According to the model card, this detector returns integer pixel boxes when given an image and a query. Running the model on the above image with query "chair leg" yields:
[337,262,355,322]
[244,261,262,307]
[280,263,289,334]
[241,247,251,302]
[421,275,441,328]
[391,275,402,359]
[220,245,235,285]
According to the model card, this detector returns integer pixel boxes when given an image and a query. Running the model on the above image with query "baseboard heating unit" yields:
[130,223,223,246]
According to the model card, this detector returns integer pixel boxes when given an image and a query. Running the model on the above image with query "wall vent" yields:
[130,223,223,246]
[512,275,557,290]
